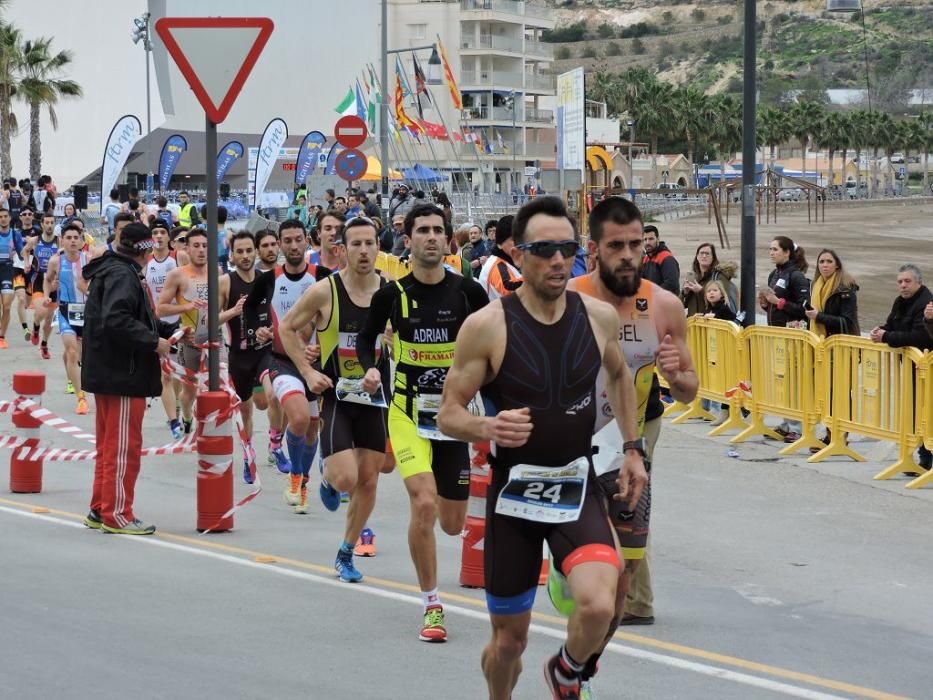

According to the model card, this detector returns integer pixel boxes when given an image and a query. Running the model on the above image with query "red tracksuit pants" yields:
[90,394,146,528]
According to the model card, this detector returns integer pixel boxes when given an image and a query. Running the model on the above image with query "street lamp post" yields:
[739,0,757,325]
[509,89,517,195]
[626,118,635,198]
[132,13,153,197]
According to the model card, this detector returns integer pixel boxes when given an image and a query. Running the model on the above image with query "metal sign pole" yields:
[205,115,220,391]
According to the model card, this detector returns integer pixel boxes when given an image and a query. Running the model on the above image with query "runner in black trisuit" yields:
[438,196,647,700]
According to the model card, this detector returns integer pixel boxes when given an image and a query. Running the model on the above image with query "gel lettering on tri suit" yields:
[480,292,621,615]
[225,269,272,402]
[318,274,390,457]
[356,269,488,500]
[251,262,331,404]
[574,275,658,560]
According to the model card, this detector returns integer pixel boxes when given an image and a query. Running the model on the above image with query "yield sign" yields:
[155,17,274,124]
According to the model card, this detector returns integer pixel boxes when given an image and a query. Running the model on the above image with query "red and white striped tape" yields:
[17,400,97,444]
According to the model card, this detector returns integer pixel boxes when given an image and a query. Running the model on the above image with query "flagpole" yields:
[369,62,428,196]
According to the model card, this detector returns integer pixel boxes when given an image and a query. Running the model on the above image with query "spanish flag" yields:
[436,35,462,111]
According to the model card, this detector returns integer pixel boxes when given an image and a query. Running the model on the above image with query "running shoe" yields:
[335,548,363,583]
[419,605,447,643]
[284,474,302,506]
[23,327,30,342]
[40,345,50,360]
[294,487,309,514]
[340,490,350,503]
[546,556,576,617]
[0,337,9,349]
[76,397,89,415]
[83,509,102,530]
[101,519,156,535]
[270,446,291,474]
[65,380,74,394]
[355,527,376,557]
[243,458,254,485]
[543,653,582,700]
[169,419,183,441]
[319,478,341,512]
[182,418,193,434]
[580,680,596,700]
[31,328,39,345]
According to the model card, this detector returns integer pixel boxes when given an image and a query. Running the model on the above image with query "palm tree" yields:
[674,86,714,167]
[631,79,674,187]
[789,100,825,184]
[712,93,742,190]
[895,119,923,195]
[864,111,894,197]
[17,37,81,180]
[589,70,620,116]
[0,22,22,178]
[917,111,932,195]
[848,109,872,196]
[757,106,791,169]
[815,112,849,190]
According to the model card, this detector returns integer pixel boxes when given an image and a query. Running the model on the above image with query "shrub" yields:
[691,8,706,22]
[581,45,597,58]
[662,10,674,23]
[717,14,733,25]
[632,37,646,55]
[597,23,615,39]
[555,46,571,60]
[605,41,622,56]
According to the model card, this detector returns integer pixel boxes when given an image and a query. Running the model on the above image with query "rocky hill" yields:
[542,1,932,110]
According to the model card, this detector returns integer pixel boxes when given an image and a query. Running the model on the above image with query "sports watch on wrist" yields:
[622,438,647,457]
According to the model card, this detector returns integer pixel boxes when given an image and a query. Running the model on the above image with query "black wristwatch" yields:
[622,438,647,458]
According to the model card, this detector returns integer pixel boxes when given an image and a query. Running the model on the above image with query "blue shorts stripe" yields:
[485,587,537,615]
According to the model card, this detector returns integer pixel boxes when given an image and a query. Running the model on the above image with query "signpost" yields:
[334,149,367,183]
[332,116,369,189]
[155,16,273,391]
[334,115,368,149]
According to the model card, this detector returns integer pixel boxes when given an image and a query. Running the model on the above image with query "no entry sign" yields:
[334,115,368,149]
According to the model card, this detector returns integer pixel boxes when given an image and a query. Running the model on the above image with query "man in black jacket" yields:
[641,225,680,295]
[80,223,180,535]
[870,263,933,471]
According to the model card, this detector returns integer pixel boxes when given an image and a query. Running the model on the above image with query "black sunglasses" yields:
[516,239,578,259]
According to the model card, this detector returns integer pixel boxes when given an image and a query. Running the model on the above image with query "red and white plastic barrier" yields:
[9,372,45,493]
[196,391,234,533]
[459,440,549,588]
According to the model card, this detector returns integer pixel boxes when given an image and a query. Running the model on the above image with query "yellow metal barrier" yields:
[671,318,749,436]
[375,252,463,281]
[731,326,825,454]
[667,318,715,422]
[906,353,932,489]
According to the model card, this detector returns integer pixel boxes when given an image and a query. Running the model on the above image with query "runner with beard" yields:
[248,220,331,514]
[555,196,697,698]
[253,229,290,472]
[436,196,647,700]
[219,231,272,484]
[356,203,488,641]
[280,217,388,581]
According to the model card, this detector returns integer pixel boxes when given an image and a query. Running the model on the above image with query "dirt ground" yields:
[648,198,933,325]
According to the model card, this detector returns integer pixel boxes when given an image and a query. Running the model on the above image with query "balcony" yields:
[463,105,521,121]
[461,33,523,54]
[526,107,553,123]
[524,73,554,91]
[461,70,524,90]
[524,38,553,60]
[460,0,556,29]
[457,141,554,158]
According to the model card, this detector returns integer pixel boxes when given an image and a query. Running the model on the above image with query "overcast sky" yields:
[4,0,165,187]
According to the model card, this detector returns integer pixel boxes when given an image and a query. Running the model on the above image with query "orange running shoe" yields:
[0,337,8,349]
[76,397,89,415]
[354,527,376,557]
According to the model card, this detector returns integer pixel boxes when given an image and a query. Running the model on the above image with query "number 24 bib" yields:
[494,457,589,524]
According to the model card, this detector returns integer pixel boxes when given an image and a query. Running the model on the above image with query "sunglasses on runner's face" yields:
[516,240,578,259]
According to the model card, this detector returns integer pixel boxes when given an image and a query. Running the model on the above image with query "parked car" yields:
[777,188,802,202]
[656,182,687,199]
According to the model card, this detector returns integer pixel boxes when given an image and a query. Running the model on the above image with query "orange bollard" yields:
[10,371,46,493]
[195,391,234,532]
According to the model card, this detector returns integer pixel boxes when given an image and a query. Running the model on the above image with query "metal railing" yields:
[461,70,524,89]
[461,33,524,53]
[524,38,553,58]
[524,73,554,91]
[525,107,553,122]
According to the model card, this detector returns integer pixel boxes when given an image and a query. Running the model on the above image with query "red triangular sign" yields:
[155,17,273,124]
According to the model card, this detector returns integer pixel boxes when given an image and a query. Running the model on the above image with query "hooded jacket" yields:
[642,242,680,295]
[80,251,174,397]
[881,285,933,350]
[765,260,810,327]
[682,261,738,317]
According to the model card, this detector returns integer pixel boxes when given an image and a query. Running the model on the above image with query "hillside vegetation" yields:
[544,0,932,111]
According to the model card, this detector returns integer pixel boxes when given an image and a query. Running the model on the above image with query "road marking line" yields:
[0,499,911,700]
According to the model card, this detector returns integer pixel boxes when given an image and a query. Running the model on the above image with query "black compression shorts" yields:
[596,462,651,560]
[320,393,387,458]
[484,465,620,614]
[228,349,267,402]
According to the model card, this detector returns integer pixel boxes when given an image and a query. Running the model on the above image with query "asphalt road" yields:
[1,334,930,700]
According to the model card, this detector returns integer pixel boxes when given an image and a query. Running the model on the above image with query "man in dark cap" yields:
[80,222,184,535]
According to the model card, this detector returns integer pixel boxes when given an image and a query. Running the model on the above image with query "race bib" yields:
[494,457,589,524]
[415,392,481,440]
[66,302,85,327]
[336,377,387,408]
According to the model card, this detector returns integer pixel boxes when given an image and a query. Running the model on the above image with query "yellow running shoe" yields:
[283,474,301,506]
[419,605,447,643]
[294,487,309,514]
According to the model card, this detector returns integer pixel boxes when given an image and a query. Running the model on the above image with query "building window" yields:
[409,24,427,40]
